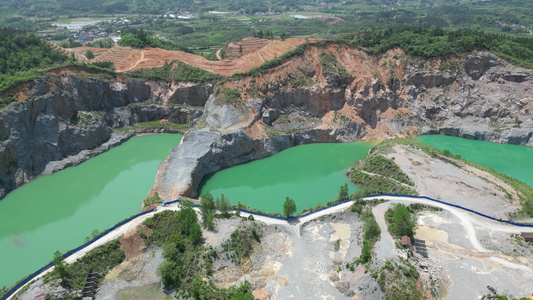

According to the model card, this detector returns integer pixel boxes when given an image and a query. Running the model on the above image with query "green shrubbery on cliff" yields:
[126,60,223,83]
[351,27,533,68]
[349,152,418,197]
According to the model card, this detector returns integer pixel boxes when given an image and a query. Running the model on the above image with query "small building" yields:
[401,236,411,247]
[521,232,533,242]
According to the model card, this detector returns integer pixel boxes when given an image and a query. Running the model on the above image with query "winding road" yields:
[6,195,533,300]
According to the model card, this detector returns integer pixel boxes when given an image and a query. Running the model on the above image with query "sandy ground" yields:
[386,144,522,219]
[67,37,307,76]
[211,211,365,299]
[366,195,533,299]
[416,210,533,299]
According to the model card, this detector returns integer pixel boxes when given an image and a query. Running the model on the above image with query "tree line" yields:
[0,28,68,75]
[351,27,533,68]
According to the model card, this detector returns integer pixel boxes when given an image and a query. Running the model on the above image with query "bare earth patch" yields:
[68,37,307,76]
[120,227,146,260]
[387,144,520,219]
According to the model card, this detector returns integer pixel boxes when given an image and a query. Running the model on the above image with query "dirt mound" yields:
[67,37,307,76]
[120,227,146,261]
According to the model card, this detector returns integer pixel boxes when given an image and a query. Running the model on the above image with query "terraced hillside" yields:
[67,37,307,76]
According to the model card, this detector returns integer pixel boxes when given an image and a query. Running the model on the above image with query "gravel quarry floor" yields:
[210,212,367,299]
[416,209,533,299]
[387,144,522,219]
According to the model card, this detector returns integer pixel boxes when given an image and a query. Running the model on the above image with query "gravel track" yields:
[7,195,533,300]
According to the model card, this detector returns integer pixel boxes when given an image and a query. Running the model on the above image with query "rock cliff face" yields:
[0,75,206,199]
[1,46,532,203]
[151,49,532,201]
[404,53,533,145]
[153,125,365,199]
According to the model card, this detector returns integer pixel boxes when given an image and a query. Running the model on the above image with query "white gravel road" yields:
[7,195,533,300]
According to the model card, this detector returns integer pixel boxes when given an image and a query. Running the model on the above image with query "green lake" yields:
[0,134,182,288]
[418,135,533,186]
[199,141,375,214]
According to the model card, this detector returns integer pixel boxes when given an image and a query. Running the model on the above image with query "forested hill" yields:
[0,28,69,97]
[0,28,68,75]
[350,28,533,68]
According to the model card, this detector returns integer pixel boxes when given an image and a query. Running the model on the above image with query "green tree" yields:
[239,45,243,54]
[216,194,231,218]
[283,197,297,219]
[391,204,415,239]
[337,183,349,201]
[85,50,94,59]
[200,192,215,228]
[280,32,287,41]
[236,202,243,216]
[189,223,202,245]
[205,212,215,230]
[177,201,198,236]
[53,250,68,286]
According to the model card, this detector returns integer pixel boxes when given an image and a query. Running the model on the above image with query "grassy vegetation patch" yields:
[0,93,21,109]
[0,70,45,96]
[221,224,262,265]
[45,240,125,290]
[216,87,242,106]
[352,27,533,69]
[358,155,415,187]
[358,208,381,265]
[348,141,418,197]
[346,200,383,268]
[376,260,423,300]
[290,76,313,88]
[126,61,223,83]
[143,192,163,207]
[116,283,172,300]
[141,210,181,247]
[349,168,418,197]
[319,51,338,73]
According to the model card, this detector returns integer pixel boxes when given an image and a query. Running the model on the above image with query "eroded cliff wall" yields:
[151,48,533,201]
[1,45,532,203]
[0,75,208,199]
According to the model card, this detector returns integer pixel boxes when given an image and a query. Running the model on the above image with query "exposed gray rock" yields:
[104,104,202,128]
[152,124,365,200]
[464,52,500,80]
[2,48,533,204]
[405,71,456,88]
[267,86,345,118]
[486,67,532,83]
[168,83,213,106]
[349,78,401,129]
[261,108,278,125]
[0,77,205,199]
[204,95,249,130]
